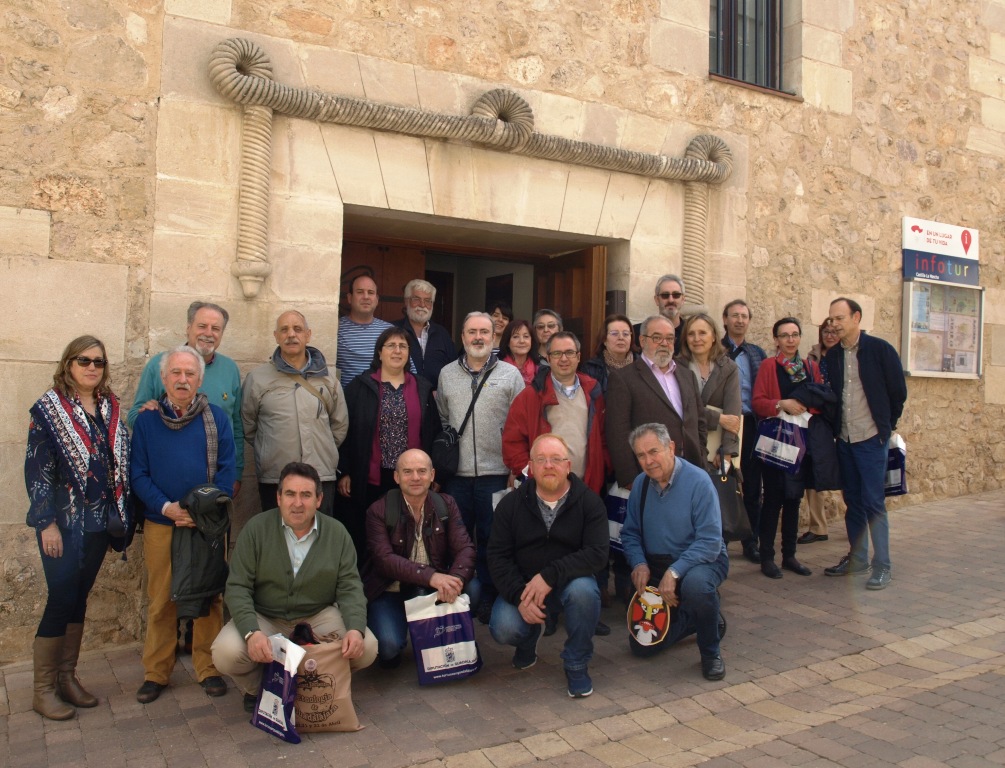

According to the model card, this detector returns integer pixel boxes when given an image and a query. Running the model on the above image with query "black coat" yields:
[488,475,609,606]
[338,372,441,510]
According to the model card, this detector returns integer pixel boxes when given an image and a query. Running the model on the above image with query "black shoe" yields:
[742,540,760,563]
[797,532,828,544]
[243,693,257,713]
[760,560,783,579]
[701,655,726,681]
[476,600,493,625]
[378,653,402,670]
[200,675,227,697]
[136,681,166,704]
[543,612,558,637]
[594,621,611,637]
[782,557,812,576]
[824,553,871,577]
[717,613,727,640]
[866,566,892,590]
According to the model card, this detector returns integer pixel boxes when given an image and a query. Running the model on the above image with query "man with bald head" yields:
[131,345,238,703]
[363,449,477,668]
[242,310,349,517]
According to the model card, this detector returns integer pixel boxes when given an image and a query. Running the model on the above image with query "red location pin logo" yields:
[961,230,972,254]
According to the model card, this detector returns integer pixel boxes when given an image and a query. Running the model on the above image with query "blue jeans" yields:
[445,475,508,599]
[368,580,482,662]
[489,576,600,671]
[629,552,728,660]
[838,436,891,570]
[37,530,109,637]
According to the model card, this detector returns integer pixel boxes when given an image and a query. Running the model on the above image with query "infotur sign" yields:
[902,216,979,286]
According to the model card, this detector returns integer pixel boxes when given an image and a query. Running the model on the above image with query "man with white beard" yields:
[393,278,456,390]
[437,312,525,622]
[128,301,244,491]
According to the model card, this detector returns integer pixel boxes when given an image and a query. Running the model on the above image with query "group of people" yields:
[24,271,907,718]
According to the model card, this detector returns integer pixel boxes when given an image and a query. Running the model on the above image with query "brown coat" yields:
[605,357,708,486]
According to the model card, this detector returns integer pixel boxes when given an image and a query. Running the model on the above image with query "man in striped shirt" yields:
[337,274,393,390]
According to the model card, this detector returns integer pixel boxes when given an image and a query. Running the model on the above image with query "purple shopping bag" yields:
[250,634,306,743]
[404,592,482,685]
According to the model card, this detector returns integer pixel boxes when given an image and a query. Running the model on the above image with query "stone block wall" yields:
[0,0,1003,660]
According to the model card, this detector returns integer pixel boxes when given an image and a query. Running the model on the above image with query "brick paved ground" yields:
[2,490,1003,768]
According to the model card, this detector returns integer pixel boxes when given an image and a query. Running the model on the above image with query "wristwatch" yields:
[669,568,680,581]
[244,630,258,642]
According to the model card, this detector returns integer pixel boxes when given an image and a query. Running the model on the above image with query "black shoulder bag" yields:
[430,366,493,481]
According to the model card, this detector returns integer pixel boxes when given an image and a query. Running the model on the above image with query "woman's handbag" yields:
[754,411,811,474]
[405,592,482,685]
[431,367,493,480]
[708,449,752,542]
[885,433,908,496]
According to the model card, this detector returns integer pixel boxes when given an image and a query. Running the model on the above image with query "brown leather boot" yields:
[57,623,98,708]
[33,636,75,720]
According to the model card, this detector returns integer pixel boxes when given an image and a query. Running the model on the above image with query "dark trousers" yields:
[37,530,109,637]
[446,474,508,603]
[758,464,802,562]
[740,413,762,544]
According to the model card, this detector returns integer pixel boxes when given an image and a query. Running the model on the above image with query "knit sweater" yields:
[130,403,237,527]
[619,458,725,579]
[436,356,525,477]
[127,351,244,473]
[226,509,368,639]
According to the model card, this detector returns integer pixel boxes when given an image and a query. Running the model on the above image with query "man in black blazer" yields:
[606,315,707,488]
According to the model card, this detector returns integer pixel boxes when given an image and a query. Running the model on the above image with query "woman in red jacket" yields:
[752,317,821,579]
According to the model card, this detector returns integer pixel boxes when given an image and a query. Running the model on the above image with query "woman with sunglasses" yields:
[25,336,131,719]
[338,327,441,569]
[798,319,844,545]
[752,318,822,579]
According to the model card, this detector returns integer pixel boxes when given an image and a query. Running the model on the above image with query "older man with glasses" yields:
[606,315,707,490]
[632,275,687,356]
[393,278,456,390]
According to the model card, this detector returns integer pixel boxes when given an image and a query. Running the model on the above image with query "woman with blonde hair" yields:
[25,335,131,719]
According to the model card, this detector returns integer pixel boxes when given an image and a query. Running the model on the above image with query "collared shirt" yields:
[840,338,879,443]
[641,353,683,418]
[724,337,753,413]
[282,514,320,577]
[651,456,685,498]
[536,487,569,532]
[388,496,431,593]
[416,322,430,355]
[551,373,581,400]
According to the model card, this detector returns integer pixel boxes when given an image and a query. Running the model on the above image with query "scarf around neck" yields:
[776,352,807,383]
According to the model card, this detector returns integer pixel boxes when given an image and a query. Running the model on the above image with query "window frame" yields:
[709,0,785,93]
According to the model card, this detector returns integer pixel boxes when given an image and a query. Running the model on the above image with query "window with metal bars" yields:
[709,0,784,91]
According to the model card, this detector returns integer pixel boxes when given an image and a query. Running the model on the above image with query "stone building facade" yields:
[1,0,1003,659]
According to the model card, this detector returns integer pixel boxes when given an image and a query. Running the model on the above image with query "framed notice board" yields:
[901,279,984,379]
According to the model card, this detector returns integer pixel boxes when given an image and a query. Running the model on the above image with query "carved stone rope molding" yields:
[208,38,733,300]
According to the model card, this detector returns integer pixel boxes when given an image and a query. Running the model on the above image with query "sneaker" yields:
[866,566,892,590]
[136,680,166,704]
[565,667,593,698]
[512,636,539,670]
[200,675,227,697]
[824,553,871,577]
[243,692,258,713]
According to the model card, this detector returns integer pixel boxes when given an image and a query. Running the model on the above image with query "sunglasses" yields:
[74,356,107,369]
[658,291,684,300]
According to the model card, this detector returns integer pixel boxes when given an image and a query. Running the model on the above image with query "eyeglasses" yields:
[822,329,839,336]
[74,356,107,368]
[642,334,674,346]
[658,291,683,300]
[607,331,632,339]
[548,350,579,360]
[776,333,801,340]
[382,343,409,351]
[531,456,571,466]
[535,322,559,331]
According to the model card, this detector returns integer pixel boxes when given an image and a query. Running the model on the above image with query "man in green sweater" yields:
[212,462,376,711]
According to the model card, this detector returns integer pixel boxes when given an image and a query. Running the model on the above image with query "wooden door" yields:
[534,246,607,352]
[340,241,425,323]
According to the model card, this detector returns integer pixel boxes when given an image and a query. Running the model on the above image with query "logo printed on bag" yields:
[433,623,462,637]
